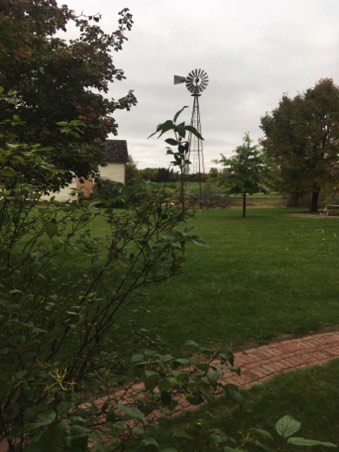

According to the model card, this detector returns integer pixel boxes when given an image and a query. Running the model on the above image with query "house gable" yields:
[103,140,128,164]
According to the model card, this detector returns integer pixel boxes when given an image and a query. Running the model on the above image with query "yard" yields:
[115,207,339,353]
[2,204,339,450]
[105,206,339,449]
[93,208,339,451]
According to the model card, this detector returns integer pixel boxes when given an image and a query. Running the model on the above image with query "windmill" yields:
[174,69,208,205]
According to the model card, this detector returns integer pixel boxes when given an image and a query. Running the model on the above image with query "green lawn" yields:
[119,207,339,353]
[130,208,338,449]
[10,205,339,449]
[46,206,339,449]
[142,359,339,451]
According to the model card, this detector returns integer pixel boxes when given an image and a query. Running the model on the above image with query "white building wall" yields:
[99,163,125,184]
[41,163,126,202]
[41,181,77,202]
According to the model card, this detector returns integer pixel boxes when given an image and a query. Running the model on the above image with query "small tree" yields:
[149,106,203,211]
[125,155,141,185]
[219,133,267,217]
[1,107,238,451]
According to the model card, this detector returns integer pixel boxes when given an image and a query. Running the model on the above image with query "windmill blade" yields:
[174,75,186,84]
[185,68,209,94]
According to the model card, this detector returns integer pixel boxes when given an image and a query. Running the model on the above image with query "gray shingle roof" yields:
[103,140,128,163]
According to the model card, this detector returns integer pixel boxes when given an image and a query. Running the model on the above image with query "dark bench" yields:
[319,204,339,216]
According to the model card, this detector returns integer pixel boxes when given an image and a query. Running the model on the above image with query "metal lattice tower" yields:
[174,69,208,175]
[174,69,208,205]
[189,94,204,176]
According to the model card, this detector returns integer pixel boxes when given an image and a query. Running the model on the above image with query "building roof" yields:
[102,140,128,164]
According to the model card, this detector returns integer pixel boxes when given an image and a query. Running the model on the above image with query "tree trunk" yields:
[310,187,320,212]
[242,192,246,218]
[287,192,301,207]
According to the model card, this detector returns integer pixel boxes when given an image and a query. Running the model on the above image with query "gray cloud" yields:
[65,0,339,170]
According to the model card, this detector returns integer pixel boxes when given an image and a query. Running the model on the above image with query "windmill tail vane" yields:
[174,75,186,85]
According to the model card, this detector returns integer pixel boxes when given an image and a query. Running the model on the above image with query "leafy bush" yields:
[91,177,127,207]
[0,106,243,450]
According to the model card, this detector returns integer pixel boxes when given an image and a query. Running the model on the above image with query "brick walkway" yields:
[1,331,339,451]
[221,330,339,386]
[171,330,339,414]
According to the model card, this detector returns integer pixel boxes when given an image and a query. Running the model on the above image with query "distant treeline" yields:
[128,165,210,184]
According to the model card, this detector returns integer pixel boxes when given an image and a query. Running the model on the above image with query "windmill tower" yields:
[174,69,208,174]
[174,69,208,205]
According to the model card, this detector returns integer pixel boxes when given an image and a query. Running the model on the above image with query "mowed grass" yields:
[126,208,339,352]
[143,359,339,450]
[44,206,338,448]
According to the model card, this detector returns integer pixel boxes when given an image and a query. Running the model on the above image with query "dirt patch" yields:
[288,213,339,219]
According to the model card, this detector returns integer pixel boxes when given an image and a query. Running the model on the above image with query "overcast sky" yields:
[64,0,339,170]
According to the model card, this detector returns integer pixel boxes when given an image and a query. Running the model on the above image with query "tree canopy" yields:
[219,133,267,217]
[0,0,137,188]
[260,78,339,211]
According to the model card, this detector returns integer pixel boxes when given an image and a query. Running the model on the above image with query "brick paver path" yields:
[1,331,339,451]
[171,330,339,415]
[221,330,339,386]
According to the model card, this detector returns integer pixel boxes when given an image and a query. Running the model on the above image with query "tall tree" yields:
[0,0,137,188]
[260,78,339,211]
[219,133,267,217]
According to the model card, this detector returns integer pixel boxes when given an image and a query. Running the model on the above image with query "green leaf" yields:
[106,410,116,423]
[185,125,204,140]
[275,415,301,438]
[148,120,174,138]
[223,447,246,452]
[217,350,234,365]
[251,428,274,443]
[160,390,172,406]
[117,404,146,424]
[173,358,190,366]
[26,410,57,430]
[22,443,43,452]
[158,377,176,392]
[9,289,22,294]
[56,401,74,416]
[165,138,178,146]
[172,370,189,384]
[46,220,58,238]
[248,439,273,451]
[186,391,204,405]
[70,424,89,436]
[144,370,160,390]
[190,235,208,247]
[38,420,67,449]
[132,426,144,435]
[173,430,195,440]
[184,339,199,348]
[225,385,244,406]
[142,436,159,448]
[287,437,337,447]
[207,369,219,386]
[173,106,188,122]
[2,167,16,177]
[198,385,214,403]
